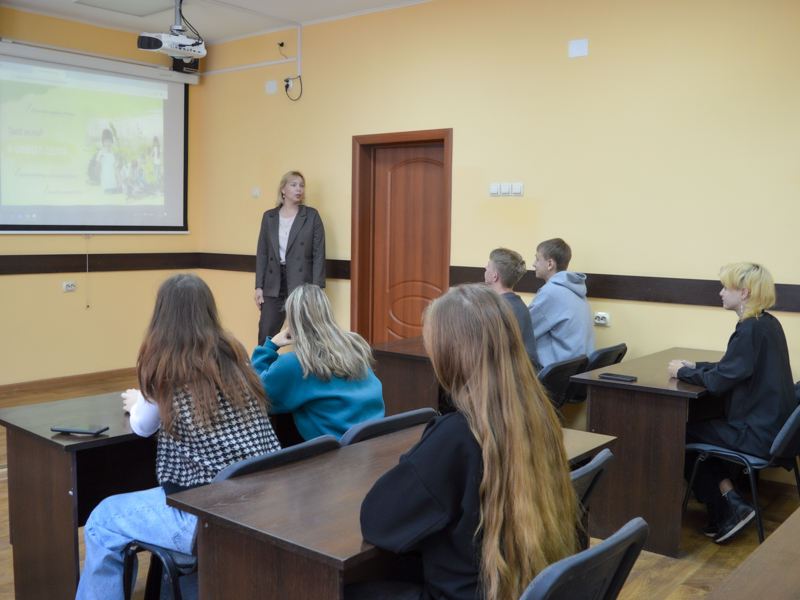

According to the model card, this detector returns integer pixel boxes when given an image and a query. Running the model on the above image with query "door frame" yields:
[351,128,453,342]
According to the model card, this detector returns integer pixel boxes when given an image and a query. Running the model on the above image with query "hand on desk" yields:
[668,360,695,378]
[122,389,139,413]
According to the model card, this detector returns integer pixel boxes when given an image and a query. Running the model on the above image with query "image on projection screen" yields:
[0,55,186,231]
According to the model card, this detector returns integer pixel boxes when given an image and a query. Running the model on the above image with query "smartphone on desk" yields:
[51,424,110,436]
[597,373,638,383]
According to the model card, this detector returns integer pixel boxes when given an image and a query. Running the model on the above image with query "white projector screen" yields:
[0,44,190,232]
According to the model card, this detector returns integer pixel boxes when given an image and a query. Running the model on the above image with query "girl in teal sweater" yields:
[252,284,384,440]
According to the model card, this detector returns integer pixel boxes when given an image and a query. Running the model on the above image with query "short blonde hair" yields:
[276,171,305,207]
[489,248,527,288]
[719,262,775,321]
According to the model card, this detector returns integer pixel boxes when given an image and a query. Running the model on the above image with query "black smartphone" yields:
[51,424,110,436]
[597,373,638,382]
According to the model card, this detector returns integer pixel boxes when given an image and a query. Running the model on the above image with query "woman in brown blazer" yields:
[255,171,326,345]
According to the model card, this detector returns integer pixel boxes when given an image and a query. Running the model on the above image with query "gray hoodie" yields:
[527,271,594,368]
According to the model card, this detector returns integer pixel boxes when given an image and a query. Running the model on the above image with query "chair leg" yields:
[143,557,164,600]
[682,453,704,518]
[745,467,764,543]
[793,460,800,498]
[122,545,139,600]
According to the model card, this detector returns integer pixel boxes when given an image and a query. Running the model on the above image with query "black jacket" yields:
[678,312,795,458]
[255,204,326,297]
[361,412,483,600]
[503,292,543,372]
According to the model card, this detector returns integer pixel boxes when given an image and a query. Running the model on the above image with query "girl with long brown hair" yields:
[76,273,281,600]
[349,283,578,600]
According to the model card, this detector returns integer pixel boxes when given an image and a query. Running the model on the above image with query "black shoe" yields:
[714,490,755,543]
[701,500,720,538]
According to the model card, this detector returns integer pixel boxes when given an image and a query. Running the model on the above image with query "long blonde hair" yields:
[423,284,578,600]
[719,262,776,321]
[138,274,268,434]
[285,284,374,381]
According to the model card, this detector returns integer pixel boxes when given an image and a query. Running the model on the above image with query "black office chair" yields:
[565,343,628,404]
[121,435,341,600]
[519,517,649,600]
[682,403,800,543]
[339,408,438,446]
[572,449,614,518]
[571,448,614,550]
[538,356,589,410]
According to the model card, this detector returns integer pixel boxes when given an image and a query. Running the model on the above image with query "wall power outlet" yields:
[593,312,610,327]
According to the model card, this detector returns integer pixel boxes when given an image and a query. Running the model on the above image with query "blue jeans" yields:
[76,487,197,600]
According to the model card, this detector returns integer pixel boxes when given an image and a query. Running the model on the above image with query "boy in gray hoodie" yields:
[528,238,594,368]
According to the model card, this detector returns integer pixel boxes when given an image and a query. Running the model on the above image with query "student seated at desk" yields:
[527,238,594,368]
[252,283,384,441]
[484,247,543,372]
[76,274,281,600]
[347,284,578,600]
[668,262,795,544]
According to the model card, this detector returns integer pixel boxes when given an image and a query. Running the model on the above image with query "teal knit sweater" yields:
[251,339,385,441]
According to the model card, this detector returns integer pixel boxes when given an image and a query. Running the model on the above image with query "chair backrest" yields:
[340,408,438,446]
[564,344,628,404]
[587,344,628,372]
[571,449,614,518]
[770,404,800,460]
[519,517,649,600]
[212,434,341,482]
[538,356,589,409]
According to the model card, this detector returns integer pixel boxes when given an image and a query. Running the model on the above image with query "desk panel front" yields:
[371,337,442,415]
[0,394,158,600]
[576,347,724,557]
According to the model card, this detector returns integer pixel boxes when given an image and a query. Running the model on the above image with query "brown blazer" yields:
[255,204,326,297]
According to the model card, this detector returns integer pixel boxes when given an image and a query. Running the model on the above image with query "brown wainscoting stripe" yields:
[3,255,799,313]
[449,265,800,313]
[90,253,200,271]
[197,253,255,272]
[325,259,351,280]
[0,253,351,280]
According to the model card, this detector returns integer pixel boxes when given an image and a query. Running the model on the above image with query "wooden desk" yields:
[705,506,800,600]
[371,337,444,415]
[169,425,615,600]
[571,347,725,558]
[0,393,158,600]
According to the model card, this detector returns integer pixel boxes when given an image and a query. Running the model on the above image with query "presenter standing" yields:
[255,171,326,345]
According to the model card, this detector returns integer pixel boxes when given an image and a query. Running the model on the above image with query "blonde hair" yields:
[285,284,374,381]
[489,247,527,288]
[276,170,305,207]
[423,284,578,600]
[719,262,776,321]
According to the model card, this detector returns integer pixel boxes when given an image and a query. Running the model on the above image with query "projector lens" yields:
[137,36,162,50]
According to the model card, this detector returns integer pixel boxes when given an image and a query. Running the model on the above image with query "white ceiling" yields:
[1,0,433,44]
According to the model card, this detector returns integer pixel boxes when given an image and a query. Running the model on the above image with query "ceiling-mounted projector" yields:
[137,0,206,62]
[137,33,206,60]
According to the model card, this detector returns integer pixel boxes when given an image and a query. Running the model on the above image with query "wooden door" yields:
[370,145,447,342]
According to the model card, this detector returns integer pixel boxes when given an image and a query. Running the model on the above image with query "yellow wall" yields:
[2,1,800,393]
